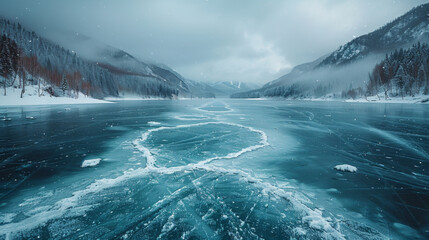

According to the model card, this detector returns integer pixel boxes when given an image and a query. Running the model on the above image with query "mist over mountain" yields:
[0,18,195,98]
[2,2,429,101]
[1,2,429,240]
[233,3,429,100]
[1,17,249,100]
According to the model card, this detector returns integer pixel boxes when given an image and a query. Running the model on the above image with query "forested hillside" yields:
[367,42,429,99]
[232,4,429,100]
[0,18,185,99]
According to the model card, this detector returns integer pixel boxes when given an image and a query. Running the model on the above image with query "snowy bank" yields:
[81,158,102,168]
[345,95,429,104]
[104,93,166,101]
[334,164,357,173]
[0,86,111,106]
[257,94,429,104]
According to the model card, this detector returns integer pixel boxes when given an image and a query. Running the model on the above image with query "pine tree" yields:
[61,73,68,95]
[394,65,407,98]
[0,35,18,96]
[368,42,429,97]
[416,63,426,92]
[1,35,10,95]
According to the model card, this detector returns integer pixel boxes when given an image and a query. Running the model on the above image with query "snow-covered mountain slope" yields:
[182,79,216,98]
[233,3,429,99]
[44,31,154,75]
[0,18,211,99]
[262,54,328,89]
[50,32,193,95]
[43,30,258,98]
[207,81,260,97]
[319,4,429,67]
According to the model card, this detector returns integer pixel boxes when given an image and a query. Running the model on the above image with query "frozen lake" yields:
[0,100,428,239]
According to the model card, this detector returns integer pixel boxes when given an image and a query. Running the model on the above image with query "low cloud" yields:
[0,0,426,83]
[178,32,291,83]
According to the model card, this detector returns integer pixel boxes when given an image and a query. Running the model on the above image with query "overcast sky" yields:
[0,0,427,83]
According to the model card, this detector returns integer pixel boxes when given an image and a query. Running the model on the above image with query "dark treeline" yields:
[368,42,429,99]
[0,34,89,98]
[0,34,19,96]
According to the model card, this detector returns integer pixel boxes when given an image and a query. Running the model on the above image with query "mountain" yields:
[233,3,429,99]
[64,35,252,98]
[182,79,216,98]
[207,81,260,97]
[366,42,429,99]
[0,18,211,99]
[48,31,194,96]
[319,4,429,67]
[231,56,325,98]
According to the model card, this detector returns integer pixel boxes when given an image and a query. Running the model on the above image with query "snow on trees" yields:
[368,42,429,97]
[0,18,182,99]
[61,74,67,94]
[0,34,19,96]
[394,65,407,98]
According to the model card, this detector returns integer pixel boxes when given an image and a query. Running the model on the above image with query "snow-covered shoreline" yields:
[2,86,428,106]
[260,95,429,104]
[104,95,166,101]
[0,86,111,106]
[345,95,429,104]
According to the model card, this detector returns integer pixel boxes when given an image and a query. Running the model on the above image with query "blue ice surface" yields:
[0,99,428,239]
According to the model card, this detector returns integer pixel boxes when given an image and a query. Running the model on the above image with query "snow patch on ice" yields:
[0,213,16,224]
[147,121,161,126]
[174,115,210,121]
[334,164,357,173]
[81,158,102,168]
[293,227,307,236]
[302,209,332,231]
[18,191,54,207]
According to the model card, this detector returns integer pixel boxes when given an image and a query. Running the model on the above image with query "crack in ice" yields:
[0,118,346,239]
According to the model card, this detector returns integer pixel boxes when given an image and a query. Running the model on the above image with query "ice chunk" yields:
[334,164,357,173]
[293,227,307,236]
[81,158,102,167]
